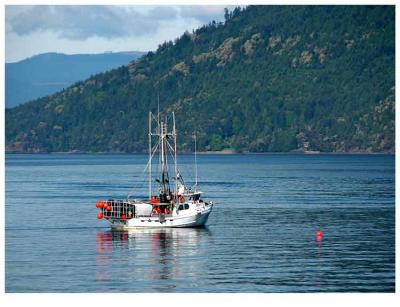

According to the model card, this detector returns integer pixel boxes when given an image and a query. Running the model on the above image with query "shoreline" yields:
[5,150,395,155]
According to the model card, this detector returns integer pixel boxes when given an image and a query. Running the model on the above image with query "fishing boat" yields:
[95,111,213,229]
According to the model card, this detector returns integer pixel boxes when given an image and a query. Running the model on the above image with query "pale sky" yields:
[5,5,230,63]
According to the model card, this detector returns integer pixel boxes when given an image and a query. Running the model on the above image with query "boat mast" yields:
[160,121,166,193]
[148,112,152,199]
[152,104,175,200]
[172,112,178,197]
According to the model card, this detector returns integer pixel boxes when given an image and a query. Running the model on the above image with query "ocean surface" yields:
[5,153,395,292]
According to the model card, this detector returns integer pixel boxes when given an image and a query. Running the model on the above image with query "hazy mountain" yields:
[5,51,146,108]
[6,6,394,153]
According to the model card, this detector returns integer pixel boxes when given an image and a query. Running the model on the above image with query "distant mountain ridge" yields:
[5,51,146,108]
[5,6,395,153]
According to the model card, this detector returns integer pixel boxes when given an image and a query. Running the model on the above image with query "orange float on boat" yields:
[96,201,104,209]
[150,196,160,204]
[97,212,103,219]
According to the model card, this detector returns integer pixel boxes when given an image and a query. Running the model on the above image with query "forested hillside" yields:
[6,6,395,153]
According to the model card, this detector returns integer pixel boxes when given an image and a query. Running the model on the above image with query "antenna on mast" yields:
[157,93,160,129]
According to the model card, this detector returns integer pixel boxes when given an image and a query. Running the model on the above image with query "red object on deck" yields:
[105,205,112,211]
[96,201,104,209]
[150,196,160,204]
[121,214,126,220]
[97,212,103,219]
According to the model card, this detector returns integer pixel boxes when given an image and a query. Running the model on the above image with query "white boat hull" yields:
[110,203,213,230]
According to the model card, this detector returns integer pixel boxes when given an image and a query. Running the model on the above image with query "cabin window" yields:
[184,204,189,210]
[178,204,184,210]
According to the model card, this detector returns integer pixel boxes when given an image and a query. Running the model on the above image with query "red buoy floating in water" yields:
[316,230,323,240]
[97,212,103,219]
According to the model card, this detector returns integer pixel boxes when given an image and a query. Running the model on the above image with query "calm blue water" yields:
[5,154,395,292]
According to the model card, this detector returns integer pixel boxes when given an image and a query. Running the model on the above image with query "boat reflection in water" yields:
[95,227,212,290]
